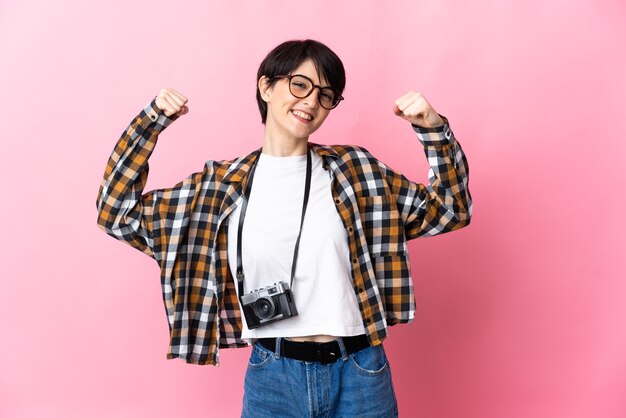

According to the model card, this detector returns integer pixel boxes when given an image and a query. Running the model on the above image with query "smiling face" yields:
[259,59,332,148]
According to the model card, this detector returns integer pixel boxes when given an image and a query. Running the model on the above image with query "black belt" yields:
[257,334,370,365]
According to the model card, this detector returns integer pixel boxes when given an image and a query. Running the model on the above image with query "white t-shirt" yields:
[226,150,366,342]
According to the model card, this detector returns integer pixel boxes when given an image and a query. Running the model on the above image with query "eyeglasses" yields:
[271,74,344,110]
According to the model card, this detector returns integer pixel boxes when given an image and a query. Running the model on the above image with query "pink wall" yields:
[1,0,624,417]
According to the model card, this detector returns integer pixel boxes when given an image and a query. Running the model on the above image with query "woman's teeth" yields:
[292,110,312,121]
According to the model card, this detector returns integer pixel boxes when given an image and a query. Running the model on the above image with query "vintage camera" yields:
[240,281,298,329]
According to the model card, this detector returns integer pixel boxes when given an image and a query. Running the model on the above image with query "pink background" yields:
[1,0,625,417]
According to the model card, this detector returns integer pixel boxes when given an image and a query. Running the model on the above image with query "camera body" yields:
[240,281,298,329]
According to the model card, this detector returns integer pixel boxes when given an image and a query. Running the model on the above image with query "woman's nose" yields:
[302,87,321,108]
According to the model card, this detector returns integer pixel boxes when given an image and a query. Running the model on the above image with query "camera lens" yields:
[254,297,276,320]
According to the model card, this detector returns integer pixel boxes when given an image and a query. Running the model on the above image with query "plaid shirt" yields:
[96,98,472,366]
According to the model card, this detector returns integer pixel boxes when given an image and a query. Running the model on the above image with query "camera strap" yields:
[236,147,313,300]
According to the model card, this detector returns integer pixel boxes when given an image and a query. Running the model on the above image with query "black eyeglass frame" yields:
[270,74,344,110]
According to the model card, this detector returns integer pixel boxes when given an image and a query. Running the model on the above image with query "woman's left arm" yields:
[382,91,473,239]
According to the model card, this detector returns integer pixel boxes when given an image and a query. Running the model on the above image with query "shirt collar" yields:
[222,143,339,184]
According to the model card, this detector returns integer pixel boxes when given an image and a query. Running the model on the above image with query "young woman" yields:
[97,39,472,417]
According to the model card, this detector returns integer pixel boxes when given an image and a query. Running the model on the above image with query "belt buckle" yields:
[318,341,339,365]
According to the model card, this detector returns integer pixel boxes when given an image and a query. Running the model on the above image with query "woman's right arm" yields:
[95,89,191,260]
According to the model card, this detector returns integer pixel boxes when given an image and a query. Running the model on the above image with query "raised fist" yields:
[155,88,189,117]
[393,91,444,128]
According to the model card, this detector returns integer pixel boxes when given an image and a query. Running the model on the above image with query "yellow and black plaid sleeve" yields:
[381,116,472,239]
[95,98,183,259]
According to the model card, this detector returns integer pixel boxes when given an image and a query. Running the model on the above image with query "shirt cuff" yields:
[139,96,180,131]
[412,114,453,147]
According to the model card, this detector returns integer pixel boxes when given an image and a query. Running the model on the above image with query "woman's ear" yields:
[258,76,273,102]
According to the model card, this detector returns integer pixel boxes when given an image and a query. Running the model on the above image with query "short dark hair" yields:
[256,39,346,124]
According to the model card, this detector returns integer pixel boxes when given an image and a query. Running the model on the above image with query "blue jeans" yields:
[241,337,398,418]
